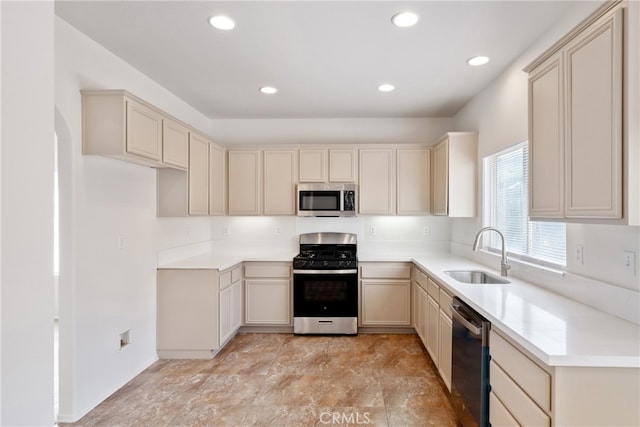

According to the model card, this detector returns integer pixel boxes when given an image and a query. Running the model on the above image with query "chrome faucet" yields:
[472,227,511,277]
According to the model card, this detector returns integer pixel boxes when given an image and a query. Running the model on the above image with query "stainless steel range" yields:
[293,232,358,335]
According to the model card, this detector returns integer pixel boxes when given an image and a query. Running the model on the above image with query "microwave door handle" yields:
[340,190,344,211]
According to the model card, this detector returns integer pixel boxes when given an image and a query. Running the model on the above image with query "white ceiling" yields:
[56,1,581,119]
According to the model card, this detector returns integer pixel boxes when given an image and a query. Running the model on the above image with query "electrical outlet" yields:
[623,251,636,276]
[423,227,430,236]
[118,236,125,250]
[369,226,376,236]
[575,245,584,264]
[276,227,281,235]
[223,226,231,236]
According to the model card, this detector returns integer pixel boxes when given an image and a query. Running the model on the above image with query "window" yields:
[483,141,566,267]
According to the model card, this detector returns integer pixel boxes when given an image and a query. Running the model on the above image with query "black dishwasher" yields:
[450,297,491,427]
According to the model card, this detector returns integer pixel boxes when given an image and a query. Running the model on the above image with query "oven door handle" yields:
[450,302,482,336]
[293,269,357,275]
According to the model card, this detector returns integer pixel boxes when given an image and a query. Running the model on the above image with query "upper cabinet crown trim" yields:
[524,0,623,72]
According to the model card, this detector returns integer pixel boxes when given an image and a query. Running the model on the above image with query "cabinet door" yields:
[417,286,428,345]
[263,150,297,215]
[126,99,163,161]
[432,138,449,215]
[564,9,622,218]
[245,279,291,325]
[228,150,261,215]
[529,53,564,218]
[359,149,395,214]
[329,149,357,182]
[438,310,452,391]
[299,149,327,182]
[361,280,410,326]
[162,119,189,169]
[230,279,243,331]
[397,148,430,215]
[209,143,225,215]
[188,133,209,215]
[157,270,218,352]
[219,285,232,344]
[426,295,439,364]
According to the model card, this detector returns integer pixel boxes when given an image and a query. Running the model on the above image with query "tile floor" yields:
[62,333,457,427]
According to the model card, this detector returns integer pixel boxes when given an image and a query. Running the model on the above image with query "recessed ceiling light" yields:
[208,15,236,31]
[391,12,419,28]
[259,86,278,94]
[467,56,490,66]
[378,84,395,92]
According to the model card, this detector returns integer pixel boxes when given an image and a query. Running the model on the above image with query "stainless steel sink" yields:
[444,270,510,284]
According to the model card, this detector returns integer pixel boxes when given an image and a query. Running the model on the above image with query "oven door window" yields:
[299,191,341,211]
[293,273,357,317]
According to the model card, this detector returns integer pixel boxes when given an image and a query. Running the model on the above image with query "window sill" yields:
[480,249,566,277]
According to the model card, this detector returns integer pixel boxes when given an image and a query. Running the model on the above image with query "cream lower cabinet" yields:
[157,265,243,359]
[244,262,292,325]
[490,329,640,426]
[412,266,453,392]
[438,289,453,391]
[359,262,411,326]
[219,265,243,345]
[157,269,219,359]
[526,5,623,220]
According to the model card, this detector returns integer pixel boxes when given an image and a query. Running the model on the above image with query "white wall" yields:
[211,117,453,146]
[1,2,55,426]
[451,1,640,323]
[55,17,215,422]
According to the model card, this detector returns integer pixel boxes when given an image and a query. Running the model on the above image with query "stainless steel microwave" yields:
[297,183,357,217]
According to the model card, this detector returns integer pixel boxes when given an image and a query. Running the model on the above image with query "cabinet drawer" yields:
[361,263,411,279]
[491,360,550,427]
[244,263,291,278]
[490,391,520,427]
[439,289,452,318]
[414,269,428,289]
[427,278,440,299]
[491,330,551,411]
[231,266,242,283]
[219,270,232,290]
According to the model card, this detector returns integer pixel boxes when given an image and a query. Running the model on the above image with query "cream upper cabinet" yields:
[526,6,623,220]
[188,132,210,216]
[529,53,564,218]
[431,132,477,217]
[299,149,327,182]
[329,149,357,182]
[228,150,262,215]
[564,9,622,219]
[82,90,170,167]
[397,148,430,215]
[162,118,189,170]
[125,98,163,162]
[299,148,357,183]
[208,143,226,215]
[263,150,297,215]
[359,148,395,215]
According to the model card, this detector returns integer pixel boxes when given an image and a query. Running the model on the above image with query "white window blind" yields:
[483,142,566,267]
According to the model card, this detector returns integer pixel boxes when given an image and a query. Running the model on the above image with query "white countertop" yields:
[412,255,640,369]
[158,248,640,368]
